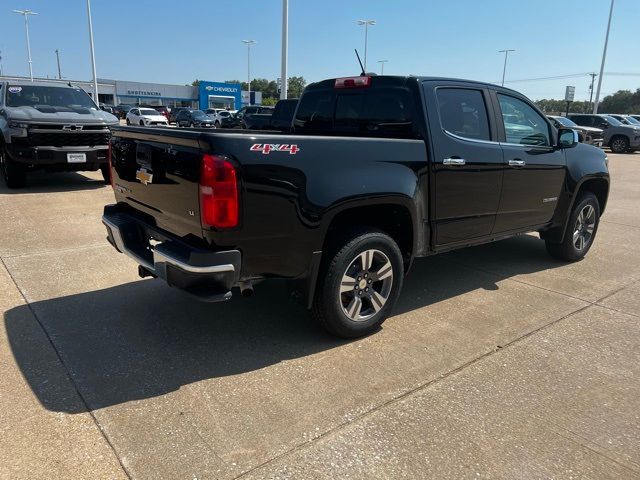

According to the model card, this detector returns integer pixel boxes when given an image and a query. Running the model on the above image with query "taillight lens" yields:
[334,76,371,89]
[107,140,114,189]
[200,154,239,229]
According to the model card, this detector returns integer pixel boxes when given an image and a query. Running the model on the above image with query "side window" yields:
[497,94,550,146]
[436,88,490,141]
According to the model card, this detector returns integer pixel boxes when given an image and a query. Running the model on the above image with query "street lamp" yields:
[280,0,288,100]
[242,40,256,105]
[86,0,99,105]
[13,9,38,82]
[377,60,388,75]
[593,0,615,114]
[356,19,375,71]
[498,49,515,86]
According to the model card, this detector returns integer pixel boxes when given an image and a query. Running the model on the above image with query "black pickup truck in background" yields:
[243,99,298,131]
[102,75,609,338]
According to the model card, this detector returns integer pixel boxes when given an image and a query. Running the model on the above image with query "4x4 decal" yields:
[250,144,299,155]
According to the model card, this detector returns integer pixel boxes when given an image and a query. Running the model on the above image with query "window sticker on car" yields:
[8,86,22,93]
[250,144,300,155]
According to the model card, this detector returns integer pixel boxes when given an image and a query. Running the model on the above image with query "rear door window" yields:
[436,88,491,141]
[294,91,334,131]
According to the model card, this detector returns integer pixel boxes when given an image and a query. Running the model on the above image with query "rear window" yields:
[294,88,417,137]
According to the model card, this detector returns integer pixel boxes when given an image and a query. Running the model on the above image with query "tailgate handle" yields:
[443,158,465,166]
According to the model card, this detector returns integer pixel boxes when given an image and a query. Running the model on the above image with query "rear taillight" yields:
[200,154,239,229]
[107,140,114,189]
[334,76,371,89]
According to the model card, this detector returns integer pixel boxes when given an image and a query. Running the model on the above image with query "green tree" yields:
[261,97,278,106]
[600,89,640,114]
[287,76,306,98]
[191,79,201,87]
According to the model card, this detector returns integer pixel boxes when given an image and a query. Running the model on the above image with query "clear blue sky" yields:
[0,0,638,101]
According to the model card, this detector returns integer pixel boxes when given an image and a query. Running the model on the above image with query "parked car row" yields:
[568,114,640,153]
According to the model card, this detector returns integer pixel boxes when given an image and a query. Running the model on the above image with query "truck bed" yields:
[108,125,426,280]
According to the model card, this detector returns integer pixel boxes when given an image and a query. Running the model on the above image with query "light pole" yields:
[593,0,615,114]
[280,0,288,100]
[377,60,388,75]
[13,9,38,81]
[499,49,515,86]
[55,49,62,79]
[86,0,99,105]
[0,50,3,77]
[242,40,256,105]
[356,19,376,71]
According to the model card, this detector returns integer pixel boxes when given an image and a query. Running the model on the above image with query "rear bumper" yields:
[102,205,241,302]
[6,143,108,169]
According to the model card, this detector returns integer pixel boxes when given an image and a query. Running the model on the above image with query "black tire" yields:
[545,192,600,261]
[0,144,27,189]
[610,135,629,154]
[100,164,111,184]
[312,229,404,338]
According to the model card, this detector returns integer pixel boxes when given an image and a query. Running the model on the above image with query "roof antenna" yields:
[354,49,365,76]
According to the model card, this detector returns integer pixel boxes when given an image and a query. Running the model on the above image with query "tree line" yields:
[190,77,307,105]
[535,88,640,114]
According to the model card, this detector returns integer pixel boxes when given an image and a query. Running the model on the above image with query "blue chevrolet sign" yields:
[199,81,242,111]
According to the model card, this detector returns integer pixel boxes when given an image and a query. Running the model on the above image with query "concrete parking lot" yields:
[1,152,639,479]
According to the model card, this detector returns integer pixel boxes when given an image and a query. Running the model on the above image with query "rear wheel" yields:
[545,192,600,261]
[0,144,27,189]
[610,135,629,153]
[312,229,404,338]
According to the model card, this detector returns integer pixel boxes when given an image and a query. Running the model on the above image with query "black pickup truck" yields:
[102,75,609,338]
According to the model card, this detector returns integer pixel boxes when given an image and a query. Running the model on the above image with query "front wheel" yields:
[312,229,404,338]
[1,144,27,189]
[610,136,629,153]
[545,192,600,261]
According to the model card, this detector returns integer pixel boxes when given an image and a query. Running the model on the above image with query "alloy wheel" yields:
[573,204,596,251]
[339,249,394,321]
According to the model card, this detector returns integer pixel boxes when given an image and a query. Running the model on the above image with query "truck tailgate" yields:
[110,128,204,238]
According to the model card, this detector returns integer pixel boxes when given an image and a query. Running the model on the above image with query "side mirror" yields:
[557,127,579,148]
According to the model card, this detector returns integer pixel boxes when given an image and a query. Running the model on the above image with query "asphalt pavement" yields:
[1,152,639,480]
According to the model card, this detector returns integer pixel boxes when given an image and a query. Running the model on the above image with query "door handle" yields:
[443,158,466,166]
[509,159,526,167]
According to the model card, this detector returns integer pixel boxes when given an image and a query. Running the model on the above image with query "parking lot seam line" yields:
[0,257,133,480]
[233,302,597,480]
[446,256,594,305]
[601,220,640,230]
[0,242,108,260]
[543,419,640,475]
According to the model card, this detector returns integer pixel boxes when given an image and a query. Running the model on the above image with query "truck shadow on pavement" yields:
[0,171,106,194]
[5,234,565,414]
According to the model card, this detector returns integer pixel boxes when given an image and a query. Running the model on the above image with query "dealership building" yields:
[0,75,262,110]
